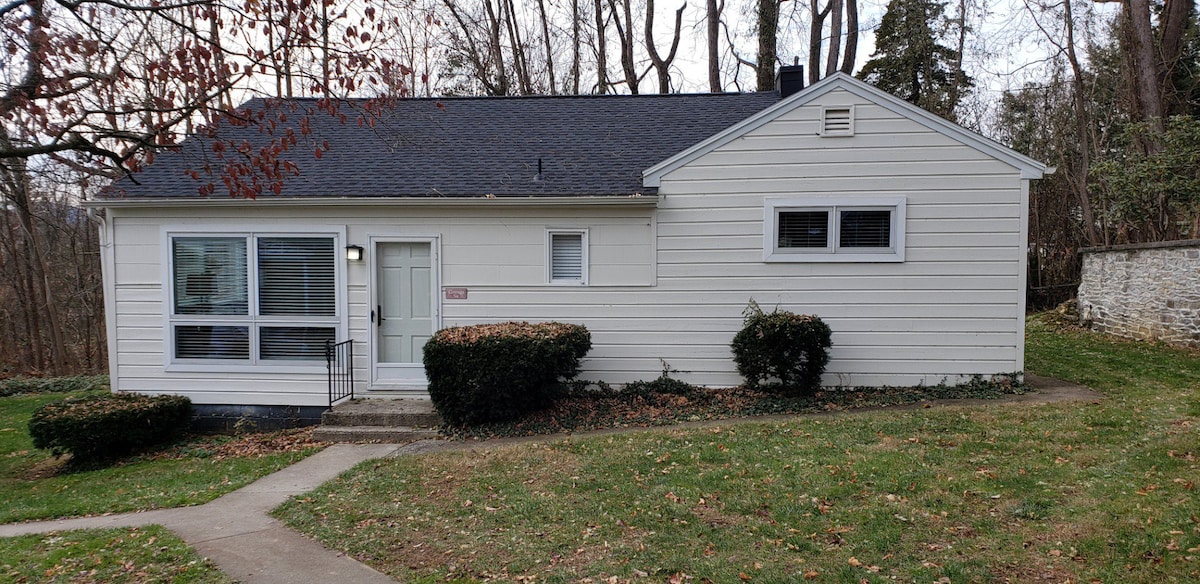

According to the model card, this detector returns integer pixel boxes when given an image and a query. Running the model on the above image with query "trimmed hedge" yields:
[731,305,832,395]
[28,393,193,461]
[423,322,591,426]
[0,375,109,398]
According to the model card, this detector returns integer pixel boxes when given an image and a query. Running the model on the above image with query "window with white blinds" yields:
[764,197,905,262]
[169,234,339,364]
[548,230,587,284]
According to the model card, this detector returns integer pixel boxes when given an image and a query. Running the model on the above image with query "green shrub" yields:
[28,393,193,461]
[731,303,832,395]
[0,375,109,398]
[423,322,591,426]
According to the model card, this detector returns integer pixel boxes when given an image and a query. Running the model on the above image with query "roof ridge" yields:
[246,91,778,105]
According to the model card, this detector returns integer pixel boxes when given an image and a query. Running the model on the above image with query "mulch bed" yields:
[446,376,1029,440]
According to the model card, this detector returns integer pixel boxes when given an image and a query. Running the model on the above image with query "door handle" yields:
[376,305,385,325]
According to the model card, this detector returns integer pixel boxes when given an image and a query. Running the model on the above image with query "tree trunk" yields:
[1064,0,1101,246]
[606,0,639,93]
[945,0,968,119]
[707,0,722,92]
[483,0,511,95]
[757,0,780,90]
[536,0,558,94]
[825,0,842,77]
[808,0,830,85]
[645,0,686,93]
[840,0,857,73]
[572,0,582,94]
[1125,0,1166,142]
[593,0,609,93]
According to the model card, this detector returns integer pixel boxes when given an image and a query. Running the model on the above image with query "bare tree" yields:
[608,0,640,93]
[645,0,687,93]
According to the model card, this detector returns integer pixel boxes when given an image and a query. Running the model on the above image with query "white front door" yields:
[373,241,436,387]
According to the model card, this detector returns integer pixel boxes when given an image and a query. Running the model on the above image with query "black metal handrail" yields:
[326,339,354,408]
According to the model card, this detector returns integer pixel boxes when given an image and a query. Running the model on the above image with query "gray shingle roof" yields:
[106,92,781,199]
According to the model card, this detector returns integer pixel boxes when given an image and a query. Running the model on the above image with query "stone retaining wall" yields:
[1077,240,1200,347]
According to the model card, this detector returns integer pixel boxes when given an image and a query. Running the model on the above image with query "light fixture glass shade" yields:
[345,245,364,261]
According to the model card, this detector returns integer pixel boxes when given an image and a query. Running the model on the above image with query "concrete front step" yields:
[321,398,442,428]
[312,425,440,443]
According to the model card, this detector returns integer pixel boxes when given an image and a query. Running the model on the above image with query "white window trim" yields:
[546,228,589,286]
[161,226,346,374]
[820,105,855,137]
[763,196,906,263]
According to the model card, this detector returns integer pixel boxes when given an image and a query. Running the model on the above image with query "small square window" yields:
[547,230,587,285]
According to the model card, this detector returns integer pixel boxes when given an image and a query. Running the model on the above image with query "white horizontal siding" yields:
[105,86,1031,402]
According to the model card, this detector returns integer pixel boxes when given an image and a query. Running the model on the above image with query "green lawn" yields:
[275,316,1200,583]
[0,525,231,583]
[0,389,323,523]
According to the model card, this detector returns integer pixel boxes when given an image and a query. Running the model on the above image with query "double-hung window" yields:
[169,234,339,366]
[764,196,906,262]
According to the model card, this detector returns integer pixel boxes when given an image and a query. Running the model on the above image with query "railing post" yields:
[326,339,334,409]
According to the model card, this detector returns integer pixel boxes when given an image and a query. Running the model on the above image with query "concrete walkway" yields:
[0,375,1102,583]
[0,444,405,583]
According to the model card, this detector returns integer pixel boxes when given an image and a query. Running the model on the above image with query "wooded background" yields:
[2,0,1197,376]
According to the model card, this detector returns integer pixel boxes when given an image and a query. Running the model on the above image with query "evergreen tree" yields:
[856,0,969,119]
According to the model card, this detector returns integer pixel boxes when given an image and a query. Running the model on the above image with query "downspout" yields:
[87,207,119,394]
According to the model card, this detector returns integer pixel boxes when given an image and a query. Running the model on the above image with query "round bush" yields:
[731,307,831,395]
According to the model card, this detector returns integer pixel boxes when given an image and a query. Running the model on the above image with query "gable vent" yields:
[821,106,854,136]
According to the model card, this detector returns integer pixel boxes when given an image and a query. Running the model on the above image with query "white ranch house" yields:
[88,71,1048,423]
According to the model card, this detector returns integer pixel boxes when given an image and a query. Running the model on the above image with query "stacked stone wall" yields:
[1077,240,1200,347]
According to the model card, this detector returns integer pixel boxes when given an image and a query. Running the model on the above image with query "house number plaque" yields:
[444,288,468,300]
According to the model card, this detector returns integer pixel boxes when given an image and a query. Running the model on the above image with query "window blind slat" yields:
[175,325,249,359]
[258,238,336,316]
[260,327,336,361]
[839,210,892,248]
[173,238,248,315]
[778,211,830,248]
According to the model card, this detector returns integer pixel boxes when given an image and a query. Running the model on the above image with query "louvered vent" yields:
[549,232,585,283]
[822,107,854,136]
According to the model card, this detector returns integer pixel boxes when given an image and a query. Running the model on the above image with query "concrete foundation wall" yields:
[1078,240,1200,346]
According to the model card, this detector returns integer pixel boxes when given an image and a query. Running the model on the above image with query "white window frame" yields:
[163,228,346,373]
[546,229,589,285]
[820,105,855,137]
[764,196,906,263]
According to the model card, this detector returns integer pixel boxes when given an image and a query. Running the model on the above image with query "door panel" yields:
[374,241,435,385]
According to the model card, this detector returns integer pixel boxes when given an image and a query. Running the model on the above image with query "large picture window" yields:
[169,234,339,364]
[764,196,906,262]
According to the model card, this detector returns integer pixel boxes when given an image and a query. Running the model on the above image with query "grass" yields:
[0,388,324,523]
[0,525,231,583]
[274,315,1200,583]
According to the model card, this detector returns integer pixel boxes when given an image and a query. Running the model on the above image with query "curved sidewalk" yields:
[0,375,1101,583]
[0,444,405,584]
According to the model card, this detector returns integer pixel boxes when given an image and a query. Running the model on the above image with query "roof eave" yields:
[83,194,661,209]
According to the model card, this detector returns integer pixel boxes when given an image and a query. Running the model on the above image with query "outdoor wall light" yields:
[345,245,364,262]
